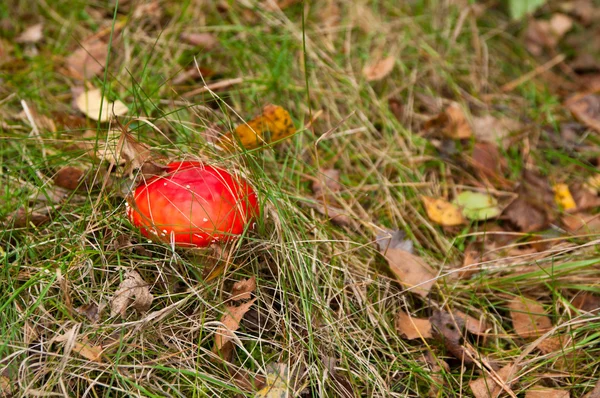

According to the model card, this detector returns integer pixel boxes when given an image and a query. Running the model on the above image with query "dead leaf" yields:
[72,342,103,363]
[171,66,215,85]
[571,293,600,314]
[75,88,128,122]
[231,277,256,301]
[395,310,432,340]
[362,56,395,81]
[503,169,556,232]
[15,23,43,43]
[312,168,341,200]
[570,183,600,211]
[321,356,355,398]
[222,104,295,150]
[537,335,567,354]
[111,270,153,317]
[66,40,109,79]
[75,303,104,323]
[585,174,600,195]
[308,201,354,228]
[375,229,413,253]
[430,310,472,364]
[526,14,573,55]
[421,196,466,226]
[469,142,511,188]
[0,374,12,397]
[471,115,521,147]
[525,386,570,398]
[508,297,552,339]
[117,130,167,176]
[54,166,84,191]
[255,362,303,398]
[469,364,517,398]
[562,212,600,233]
[9,206,52,228]
[454,310,490,336]
[565,93,600,134]
[426,102,472,139]
[214,298,256,360]
[382,248,437,297]
[180,32,218,49]
[585,377,600,398]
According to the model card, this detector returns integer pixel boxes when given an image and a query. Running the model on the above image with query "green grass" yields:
[1,0,600,396]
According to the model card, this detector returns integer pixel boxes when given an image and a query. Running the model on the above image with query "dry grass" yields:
[1,0,600,397]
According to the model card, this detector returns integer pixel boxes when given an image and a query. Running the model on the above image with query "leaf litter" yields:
[110,270,153,317]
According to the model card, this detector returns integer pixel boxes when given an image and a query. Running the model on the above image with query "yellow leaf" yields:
[553,183,577,211]
[223,104,295,150]
[421,196,466,226]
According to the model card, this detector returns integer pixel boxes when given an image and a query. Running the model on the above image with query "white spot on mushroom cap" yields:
[203,218,208,222]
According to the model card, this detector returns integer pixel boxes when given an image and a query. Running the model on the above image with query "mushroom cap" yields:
[127,160,258,247]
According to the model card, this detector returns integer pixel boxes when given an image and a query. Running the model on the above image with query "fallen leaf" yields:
[508,297,552,339]
[312,168,341,200]
[585,377,600,398]
[553,183,577,211]
[308,201,354,228]
[256,363,299,398]
[565,93,600,133]
[470,142,510,188]
[421,196,466,226]
[231,277,256,301]
[9,206,52,228]
[321,356,355,398]
[525,386,570,398]
[430,310,472,364]
[570,183,600,210]
[562,212,600,233]
[72,342,103,363]
[75,88,128,122]
[454,191,501,221]
[117,130,167,177]
[471,115,521,146]
[66,40,109,79]
[503,169,556,232]
[0,374,12,397]
[214,298,256,359]
[585,174,600,195]
[426,102,472,139]
[509,0,545,19]
[75,303,104,323]
[525,14,573,54]
[171,66,215,85]
[15,23,43,43]
[362,56,395,81]
[375,229,413,253]
[111,270,153,317]
[382,248,437,297]
[469,364,517,398]
[54,166,84,191]
[454,310,491,336]
[180,32,218,49]
[537,335,567,355]
[571,292,600,314]
[222,104,295,150]
[395,310,432,340]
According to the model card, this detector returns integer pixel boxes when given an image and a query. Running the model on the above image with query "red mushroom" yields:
[127,160,258,247]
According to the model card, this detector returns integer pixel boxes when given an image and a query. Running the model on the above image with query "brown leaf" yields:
[0,374,12,397]
[571,292,600,314]
[9,206,52,228]
[15,23,43,43]
[110,270,153,317]
[585,377,600,398]
[526,14,573,54]
[75,303,104,323]
[312,168,341,200]
[525,386,570,398]
[231,277,256,301]
[469,364,517,398]
[430,310,472,364]
[503,169,556,232]
[180,32,218,49]
[471,115,521,147]
[54,166,84,191]
[469,142,511,188]
[454,310,490,336]
[537,335,567,355]
[570,183,600,211]
[508,297,552,339]
[565,93,600,133]
[562,212,600,233]
[395,310,432,340]
[382,248,437,297]
[214,298,257,360]
[426,102,472,139]
[66,40,109,79]
[362,56,395,81]
[321,356,355,398]
[308,201,354,228]
[171,66,215,85]
[72,342,103,363]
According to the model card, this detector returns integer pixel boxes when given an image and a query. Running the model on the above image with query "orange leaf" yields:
[223,104,295,150]
[395,310,432,340]
[421,196,466,226]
